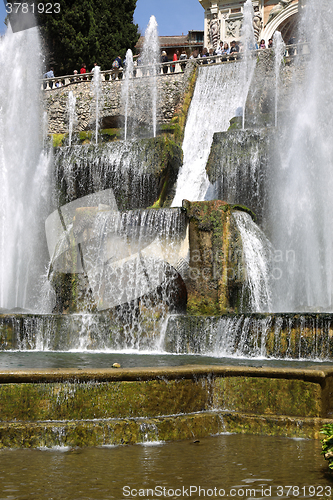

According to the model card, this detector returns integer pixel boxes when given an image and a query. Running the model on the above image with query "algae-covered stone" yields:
[182,200,248,315]
[206,129,272,228]
[54,136,183,210]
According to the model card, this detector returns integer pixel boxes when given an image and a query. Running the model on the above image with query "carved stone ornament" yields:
[209,13,220,48]
[253,8,262,41]
[225,19,242,39]
[267,0,292,25]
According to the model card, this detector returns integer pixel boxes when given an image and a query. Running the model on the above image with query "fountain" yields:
[239,0,257,129]
[273,31,285,127]
[66,91,77,147]
[141,15,159,138]
[270,0,333,312]
[0,2,332,474]
[122,49,134,141]
[121,16,160,140]
[91,65,102,145]
[0,27,51,311]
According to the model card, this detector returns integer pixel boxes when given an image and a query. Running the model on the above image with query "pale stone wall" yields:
[198,0,299,49]
[43,66,194,135]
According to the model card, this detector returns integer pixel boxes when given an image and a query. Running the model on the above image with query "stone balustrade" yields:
[41,44,307,91]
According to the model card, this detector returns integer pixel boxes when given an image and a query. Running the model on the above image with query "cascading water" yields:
[92,65,102,145]
[270,0,333,312]
[233,211,273,313]
[273,31,285,127]
[122,49,134,141]
[53,139,175,210]
[0,27,51,311]
[141,15,159,138]
[67,91,77,147]
[172,61,256,206]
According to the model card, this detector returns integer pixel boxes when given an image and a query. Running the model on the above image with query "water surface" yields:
[0,351,332,370]
[0,434,331,499]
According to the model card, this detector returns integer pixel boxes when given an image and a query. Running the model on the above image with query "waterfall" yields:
[92,66,102,144]
[165,313,333,360]
[0,28,51,311]
[273,31,285,127]
[270,0,333,312]
[53,140,174,210]
[233,211,273,313]
[172,61,256,206]
[67,91,77,147]
[207,129,271,229]
[44,206,188,350]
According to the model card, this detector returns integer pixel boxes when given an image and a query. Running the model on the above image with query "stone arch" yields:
[263,2,299,43]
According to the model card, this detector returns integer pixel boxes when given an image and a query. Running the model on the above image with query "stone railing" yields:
[41,44,308,91]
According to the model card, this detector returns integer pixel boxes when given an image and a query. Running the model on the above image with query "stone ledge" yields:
[0,412,330,449]
[0,364,331,383]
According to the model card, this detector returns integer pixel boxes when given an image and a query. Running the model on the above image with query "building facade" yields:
[198,0,304,50]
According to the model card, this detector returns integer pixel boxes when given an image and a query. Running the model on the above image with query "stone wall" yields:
[43,63,196,134]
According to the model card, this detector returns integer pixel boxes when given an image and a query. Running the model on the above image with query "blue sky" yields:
[0,1,204,35]
[134,0,204,36]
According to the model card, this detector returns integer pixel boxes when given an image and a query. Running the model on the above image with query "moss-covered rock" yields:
[206,129,272,228]
[54,136,183,210]
[182,200,248,315]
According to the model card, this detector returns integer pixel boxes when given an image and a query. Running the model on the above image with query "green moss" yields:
[170,65,198,143]
[232,204,256,222]
[227,116,242,131]
[52,134,66,147]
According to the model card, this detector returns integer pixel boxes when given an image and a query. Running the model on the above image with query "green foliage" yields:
[321,424,333,470]
[38,0,140,75]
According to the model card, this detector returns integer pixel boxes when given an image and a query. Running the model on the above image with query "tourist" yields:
[221,42,230,61]
[112,55,123,69]
[189,49,199,59]
[111,55,123,79]
[208,47,216,63]
[215,41,224,56]
[80,63,87,81]
[71,69,79,83]
[161,50,168,74]
[179,50,187,71]
[201,47,209,64]
[259,39,266,49]
[172,49,179,73]
[229,40,239,60]
[91,62,98,73]
[43,67,54,89]
[268,38,273,49]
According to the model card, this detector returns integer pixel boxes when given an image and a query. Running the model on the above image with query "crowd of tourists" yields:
[174,37,274,63]
[43,36,288,87]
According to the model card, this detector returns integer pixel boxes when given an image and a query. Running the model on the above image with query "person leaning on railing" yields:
[43,67,54,89]
[179,50,187,71]
[229,40,239,60]
[161,51,168,74]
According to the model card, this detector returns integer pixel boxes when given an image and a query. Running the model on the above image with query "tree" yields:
[37,0,139,75]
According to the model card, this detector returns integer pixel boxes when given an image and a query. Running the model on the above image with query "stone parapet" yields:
[0,365,330,448]
[43,65,195,135]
